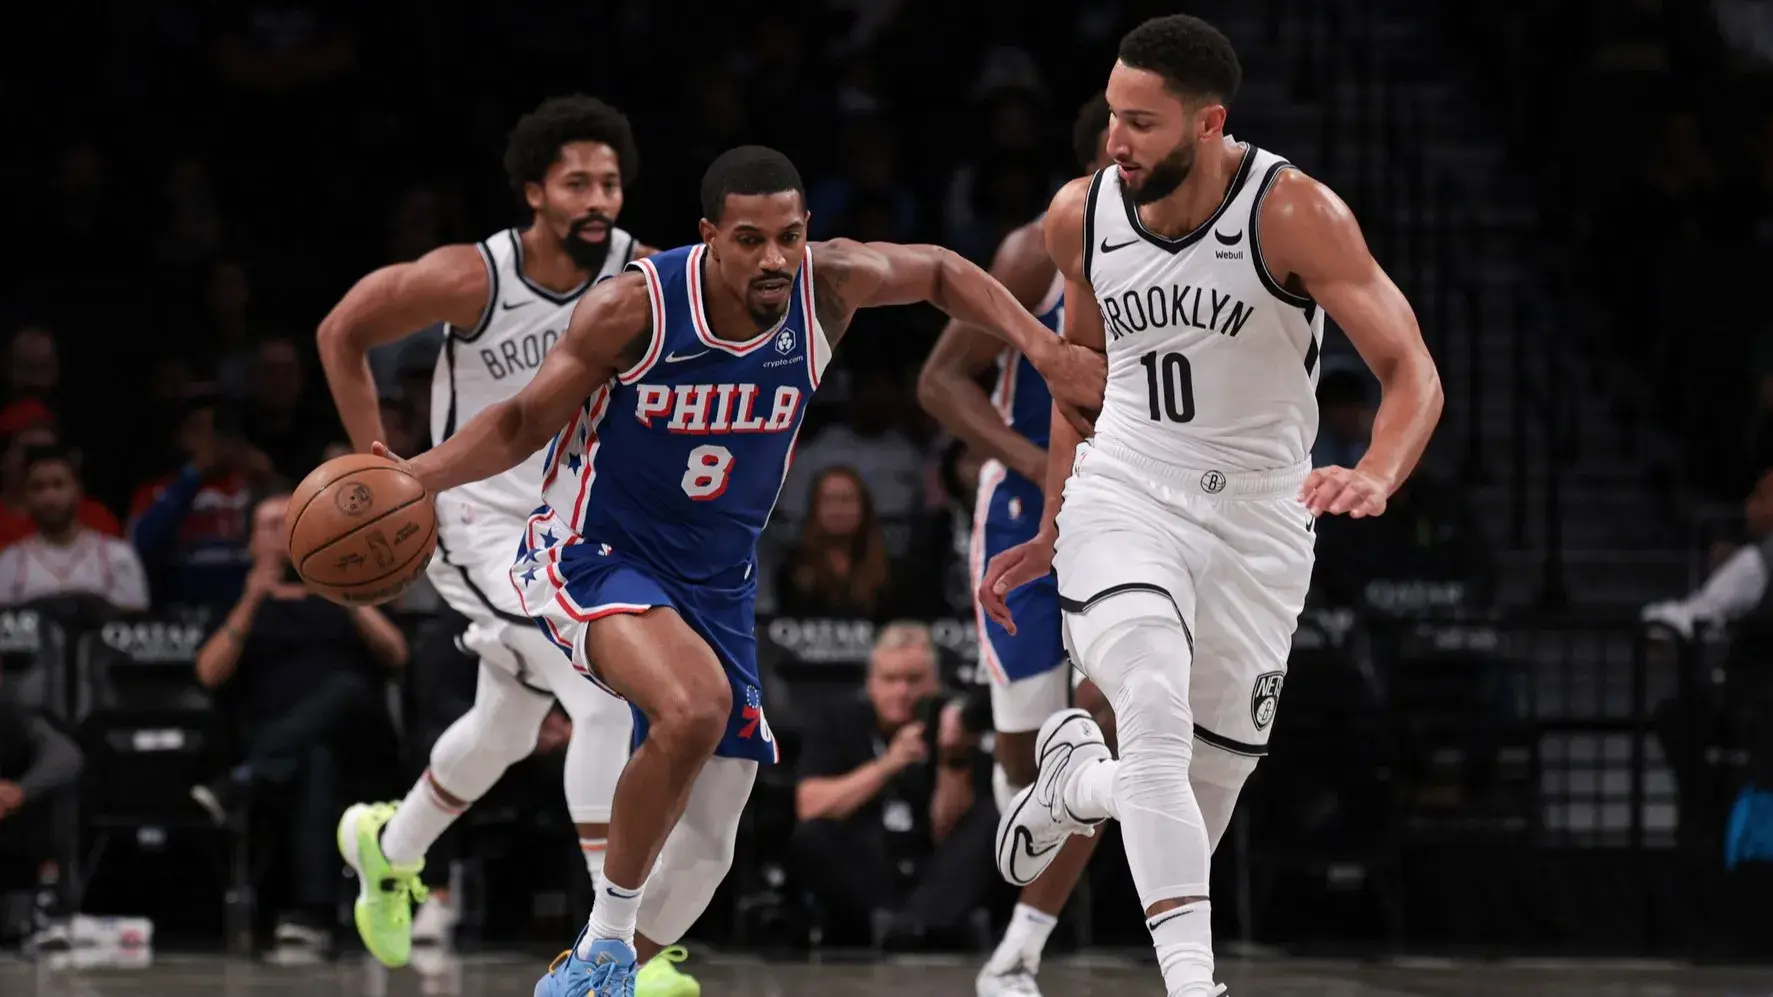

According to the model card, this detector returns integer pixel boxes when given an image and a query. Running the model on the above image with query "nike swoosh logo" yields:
[1099,238,1138,253]
[1214,229,1242,245]
[500,300,534,311]
[664,350,709,363]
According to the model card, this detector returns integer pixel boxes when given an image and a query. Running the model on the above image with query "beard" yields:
[1128,140,1196,205]
[560,213,615,272]
[32,509,76,536]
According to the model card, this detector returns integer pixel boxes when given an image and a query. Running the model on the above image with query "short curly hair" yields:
[1118,15,1242,106]
[503,94,640,196]
[1072,92,1111,171]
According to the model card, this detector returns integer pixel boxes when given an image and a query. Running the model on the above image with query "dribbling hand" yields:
[980,534,1056,635]
[1300,465,1388,518]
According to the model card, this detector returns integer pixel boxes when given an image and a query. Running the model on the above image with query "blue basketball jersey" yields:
[987,270,1064,502]
[537,243,830,583]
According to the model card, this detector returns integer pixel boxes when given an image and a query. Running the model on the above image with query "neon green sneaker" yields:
[337,802,428,968]
[636,945,701,997]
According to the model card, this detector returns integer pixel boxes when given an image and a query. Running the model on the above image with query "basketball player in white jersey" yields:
[315,95,692,993]
[982,16,1442,996]
[919,92,1115,997]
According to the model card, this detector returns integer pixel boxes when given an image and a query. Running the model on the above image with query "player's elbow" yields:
[915,357,953,412]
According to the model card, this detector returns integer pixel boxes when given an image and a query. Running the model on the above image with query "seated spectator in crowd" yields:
[1643,467,1773,637]
[241,337,340,483]
[1312,368,1372,470]
[0,406,120,550]
[130,392,269,617]
[777,366,926,557]
[1642,467,1773,848]
[0,664,83,951]
[793,622,995,948]
[189,491,406,957]
[0,446,148,611]
[1312,461,1495,616]
[777,467,912,619]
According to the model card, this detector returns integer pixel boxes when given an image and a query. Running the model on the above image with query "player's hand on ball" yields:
[370,442,415,474]
[981,534,1056,635]
[1300,465,1388,518]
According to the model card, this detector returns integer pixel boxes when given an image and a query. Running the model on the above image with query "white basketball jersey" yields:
[1084,142,1324,473]
[430,225,637,528]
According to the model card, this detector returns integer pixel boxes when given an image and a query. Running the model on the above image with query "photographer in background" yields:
[792,621,996,949]
[188,490,406,960]
[0,664,82,952]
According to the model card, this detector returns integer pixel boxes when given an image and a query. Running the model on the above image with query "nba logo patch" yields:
[774,328,796,355]
[1250,671,1284,732]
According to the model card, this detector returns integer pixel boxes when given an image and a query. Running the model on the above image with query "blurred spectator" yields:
[203,261,263,401]
[807,118,917,240]
[792,622,994,948]
[0,413,122,550]
[189,491,406,957]
[4,328,60,409]
[241,337,338,482]
[129,393,268,616]
[1643,467,1773,637]
[0,446,148,611]
[0,665,83,949]
[776,467,900,618]
[778,367,925,556]
[1312,464,1495,616]
[154,156,225,271]
[1312,368,1373,469]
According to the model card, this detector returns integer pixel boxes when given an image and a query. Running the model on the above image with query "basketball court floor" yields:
[5,951,1772,996]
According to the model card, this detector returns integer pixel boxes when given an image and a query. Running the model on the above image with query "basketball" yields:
[285,453,437,606]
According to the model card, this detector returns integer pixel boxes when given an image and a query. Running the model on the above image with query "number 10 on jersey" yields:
[1140,350,1196,423]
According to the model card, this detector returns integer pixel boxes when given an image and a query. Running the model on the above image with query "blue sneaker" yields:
[535,928,638,997]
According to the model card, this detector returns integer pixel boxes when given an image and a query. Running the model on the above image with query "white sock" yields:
[580,837,607,891]
[381,770,466,868]
[1065,757,1120,821]
[985,903,1058,973]
[1148,900,1215,996]
[579,876,643,956]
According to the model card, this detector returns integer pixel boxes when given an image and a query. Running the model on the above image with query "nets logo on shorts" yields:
[1200,470,1226,494]
[1250,671,1284,732]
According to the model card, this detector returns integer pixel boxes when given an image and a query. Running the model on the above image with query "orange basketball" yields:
[286,453,437,606]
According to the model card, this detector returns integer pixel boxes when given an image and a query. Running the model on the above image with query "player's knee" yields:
[1191,738,1260,791]
[440,700,540,770]
[649,678,731,756]
[1104,628,1195,751]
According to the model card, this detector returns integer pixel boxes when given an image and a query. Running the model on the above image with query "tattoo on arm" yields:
[813,261,853,334]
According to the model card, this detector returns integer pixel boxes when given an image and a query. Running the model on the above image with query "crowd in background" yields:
[0,0,1664,961]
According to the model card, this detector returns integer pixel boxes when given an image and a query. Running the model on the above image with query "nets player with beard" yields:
[918,92,1115,997]
[982,15,1442,996]
[316,96,692,994]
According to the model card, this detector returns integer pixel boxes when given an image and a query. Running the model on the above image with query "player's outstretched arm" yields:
[811,238,1105,416]
[980,177,1105,632]
[915,221,1055,484]
[317,245,491,453]
[1262,171,1444,517]
[402,272,653,496]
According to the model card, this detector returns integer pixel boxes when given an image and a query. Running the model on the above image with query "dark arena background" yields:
[4,0,1773,994]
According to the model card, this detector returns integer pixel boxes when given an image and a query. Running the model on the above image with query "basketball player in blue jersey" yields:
[918,92,1114,997]
[375,146,1105,997]
[316,96,688,995]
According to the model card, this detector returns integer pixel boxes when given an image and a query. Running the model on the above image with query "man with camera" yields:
[792,621,996,948]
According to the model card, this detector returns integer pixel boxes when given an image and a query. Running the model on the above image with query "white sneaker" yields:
[976,961,1042,996]
[994,708,1110,886]
[410,895,457,947]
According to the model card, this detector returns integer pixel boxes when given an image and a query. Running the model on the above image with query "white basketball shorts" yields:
[427,499,590,707]
[1051,439,1316,757]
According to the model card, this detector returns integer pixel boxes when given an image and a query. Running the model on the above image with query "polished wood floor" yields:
[4,951,1770,997]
